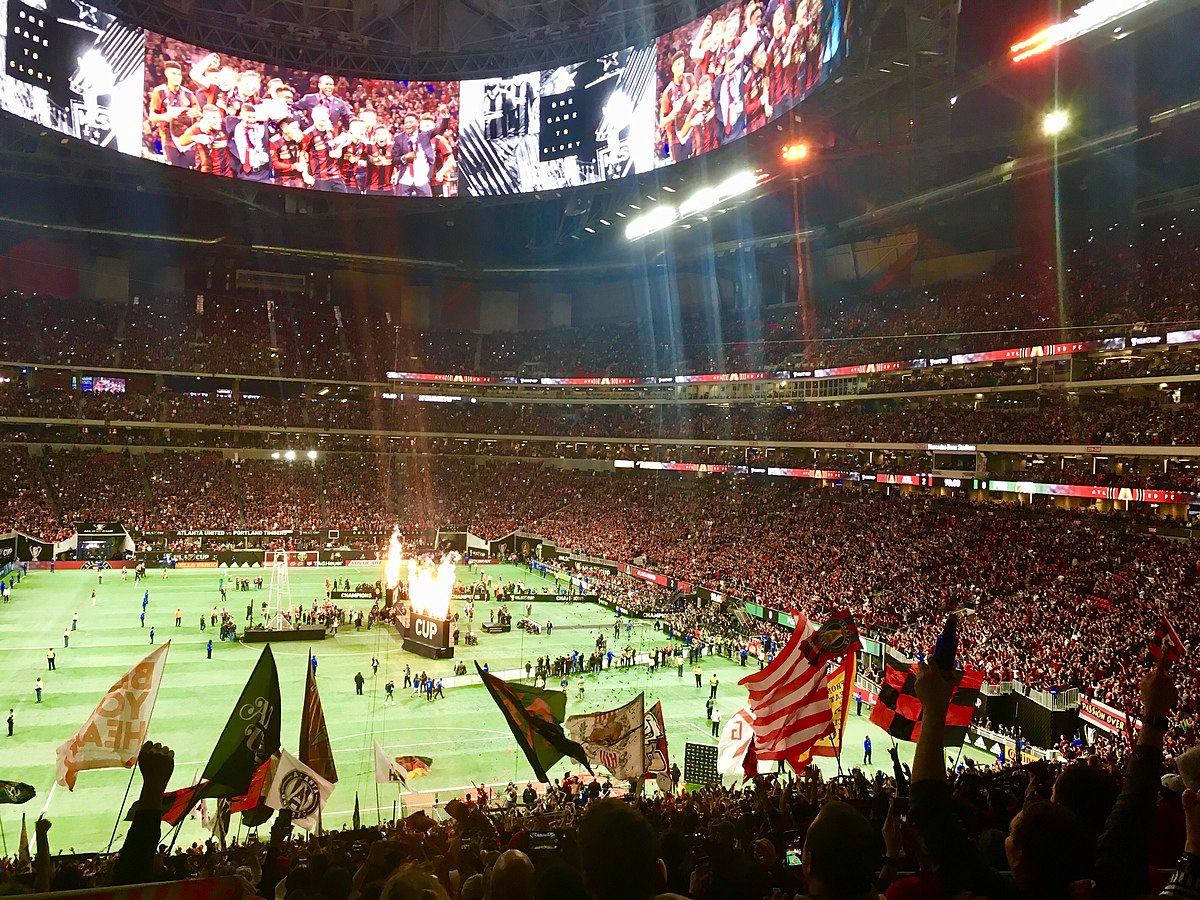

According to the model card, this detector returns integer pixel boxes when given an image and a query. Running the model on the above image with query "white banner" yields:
[55,643,170,789]
[266,748,334,831]
[374,740,409,788]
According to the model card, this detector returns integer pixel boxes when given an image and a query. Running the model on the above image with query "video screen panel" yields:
[142,33,460,195]
[653,0,844,166]
[458,44,656,196]
[1,0,143,152]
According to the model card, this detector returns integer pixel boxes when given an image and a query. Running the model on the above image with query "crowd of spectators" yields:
[6,652,1200,900]
[3,223,1199,381]
[5,380,1200,451]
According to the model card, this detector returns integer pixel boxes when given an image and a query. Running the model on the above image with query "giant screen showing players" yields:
[142,33,460,196]
[654,0,845,165]
[2,0,845,199]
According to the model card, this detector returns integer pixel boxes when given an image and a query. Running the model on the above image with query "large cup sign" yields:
[415,618,438,641]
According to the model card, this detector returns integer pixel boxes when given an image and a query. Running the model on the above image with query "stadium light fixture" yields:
[679,186,719,217]
[284,450,296,462]
[1043,109,1070,136]
[628,170,763,240]
[780,143,808,162]
[271,451,280,460]
[625,206,677,241]
[1011,0,1164,62]
[306,450,318,461]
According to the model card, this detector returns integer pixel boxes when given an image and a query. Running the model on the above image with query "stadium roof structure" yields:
[2,0,1196,274]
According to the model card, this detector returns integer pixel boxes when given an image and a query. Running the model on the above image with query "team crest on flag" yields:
[0,781,35,805]
[266,748,334,831]
[566,694,645,781]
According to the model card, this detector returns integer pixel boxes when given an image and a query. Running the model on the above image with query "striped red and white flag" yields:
[738,610,860,771]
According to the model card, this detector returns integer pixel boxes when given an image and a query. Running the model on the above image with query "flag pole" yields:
[0,814,7,856]
[105,763,139,853]
[39,783,56,819]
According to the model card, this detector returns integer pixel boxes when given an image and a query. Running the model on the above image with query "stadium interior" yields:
[1,0,1200,896]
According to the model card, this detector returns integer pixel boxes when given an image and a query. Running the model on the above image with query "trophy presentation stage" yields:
[400,611,454,659]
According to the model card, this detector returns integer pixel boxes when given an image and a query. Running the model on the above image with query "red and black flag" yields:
[476,662,590,783]
[870,653,983,745]
[300,659,338,784]
[160,782,207,826]
[1151,615,1186,664]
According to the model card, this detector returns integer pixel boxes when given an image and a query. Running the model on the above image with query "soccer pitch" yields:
[0,566,994,853]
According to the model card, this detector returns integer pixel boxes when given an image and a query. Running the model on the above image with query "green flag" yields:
[0,781,35,805]
[476,663,590,783]
[202,645,281,796]
[352,793,361,831]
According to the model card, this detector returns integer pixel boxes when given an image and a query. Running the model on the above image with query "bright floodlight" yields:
[306,450,318,461]
[271,451,280,460]
[284,449,297,462]
[1043,109,1070,136]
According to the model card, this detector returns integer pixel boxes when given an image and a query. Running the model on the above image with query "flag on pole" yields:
[55,643,171,789]
[717,707,757,777]
[299,662,338,784]
[159,783,204,826]
[211,799,231,847]
[869,653,984,744]
[1152,615,1186,663]
[202,645,281,797]
[18,814,30,867]
[737,610,860,772]
[794,654,858,768]
[374,741,410,788]
[476,663,590,782]
[352,793,361,831]
[0,781,36,804]
[229,757,276,814]
[566,693,645,781]
[643,702,672,793]
[265,748,334,831]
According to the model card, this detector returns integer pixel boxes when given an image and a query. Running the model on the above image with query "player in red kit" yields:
[304,105,349,192]
[680,74,720,157]
[421,112,456,197]
[767,2,798,111]
[743,42,772,133]
[177,105,233,177]
[188,53,238,112]
[148,60,200,167]
[364,126,395,196]
[659,51,696,164]
[339,118,368,193]
[269,118,313,189]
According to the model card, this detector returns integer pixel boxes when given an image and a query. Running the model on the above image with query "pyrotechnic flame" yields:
[406,555,458,620]
[383,526,403,590]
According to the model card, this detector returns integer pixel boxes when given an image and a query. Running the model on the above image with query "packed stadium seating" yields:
[2,224,1199,380]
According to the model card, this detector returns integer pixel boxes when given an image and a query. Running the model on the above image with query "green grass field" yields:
[0,565,993,854]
